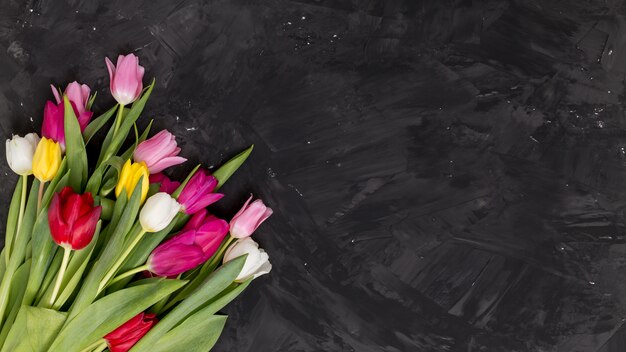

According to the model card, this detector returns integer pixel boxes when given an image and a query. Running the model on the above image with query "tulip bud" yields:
[149,173,180,194]
[177,169,223,214]
[223,237,272,281]
[48,187,102,250]
[133,130,186,173]
[105,54,145,106]
[115,160,149,203]
[104,312,157,352]
[5,133,40,175]
[32,137,62,182]
[230,195,273,238]
[147,215,228,276]
[139,192,181,232]
[45,82,93,149]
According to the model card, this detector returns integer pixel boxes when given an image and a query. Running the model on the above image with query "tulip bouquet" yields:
[0,54,273,352]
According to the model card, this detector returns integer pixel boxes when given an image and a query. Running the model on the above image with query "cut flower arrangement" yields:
[0,53,273,352]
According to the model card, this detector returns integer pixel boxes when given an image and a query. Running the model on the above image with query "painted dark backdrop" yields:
[1,0,626,351]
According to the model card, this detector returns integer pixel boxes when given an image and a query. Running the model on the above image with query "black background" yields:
[2,0,626,351]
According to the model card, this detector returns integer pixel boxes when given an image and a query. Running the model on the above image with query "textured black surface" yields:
[2,0,626,351]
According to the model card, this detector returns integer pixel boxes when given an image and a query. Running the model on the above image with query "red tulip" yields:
[147,215,229,276]
[177,169,223,214]
[48,187,102,250]
[104,312,157,352]
[149,173,180,194]
[44,82,93,149]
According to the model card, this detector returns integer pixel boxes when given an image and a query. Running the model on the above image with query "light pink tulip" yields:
[229,195,273,238]
[105,54,145,105]
[133,130,186,173]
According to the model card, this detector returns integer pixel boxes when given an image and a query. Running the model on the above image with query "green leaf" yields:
[4,176,24,266]
[95,105,125,168]
[213,145,253,190]
[0,250,6,283]
[40,161,68,211]
[130,256,246,352]
[0,260,31,346]
[86,91,97,111]
[48,279,186,352]
[98,197,114,221]
[151,315,227,352]
[109,213,189,292]
[39,222,101,310]
[0,179,40,322]
[65,179,144,322]
[64,96,89,191]
[83,105,117,145]
[22,208,57,307]
[34,250,62,305]
[172,164,201,199]
[1,307,66,352]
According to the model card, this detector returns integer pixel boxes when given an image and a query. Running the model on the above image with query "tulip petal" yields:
[148,156,187,174]
[48,192,69,246]
[50,84,62,105]
[148,243,205,277]
[105,57,116,81]
[181,209,209,232]
[70,206,101,250]
[184,193,224,214]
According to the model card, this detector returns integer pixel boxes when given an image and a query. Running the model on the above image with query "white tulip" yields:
[5,133,39,176]
[223,237,272,281]
[139,192,181,232]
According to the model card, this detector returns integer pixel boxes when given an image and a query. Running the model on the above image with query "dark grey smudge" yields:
[1,0,626,351]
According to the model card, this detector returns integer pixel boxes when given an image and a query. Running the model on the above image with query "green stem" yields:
[36,181,45,213]
[108,264,149,286]
[79,339,107,352]
[7,175,28,265]
[98,229,146,293]
[50,247,71,305]
[92,341,108,352]
[113,103,124,136]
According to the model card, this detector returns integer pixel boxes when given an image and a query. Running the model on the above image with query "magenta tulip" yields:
[43,82,93,148]
[229,195,273,238]
[105,54,145,105]
[133,130,186,173]
[147,215,229,276]
[177,169,223,214]
[149,173,180,194]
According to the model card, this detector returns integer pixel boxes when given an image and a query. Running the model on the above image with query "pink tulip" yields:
[133,130,186,173]
[177,169,223,214]
[105,54,145,105]
[229,195,273,238]
[147,215,228,276]
[43,82,93,148]
[149,173,180,194]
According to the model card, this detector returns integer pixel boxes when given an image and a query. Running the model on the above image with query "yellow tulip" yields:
[115,159,149,203]
[32,137,62,182]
